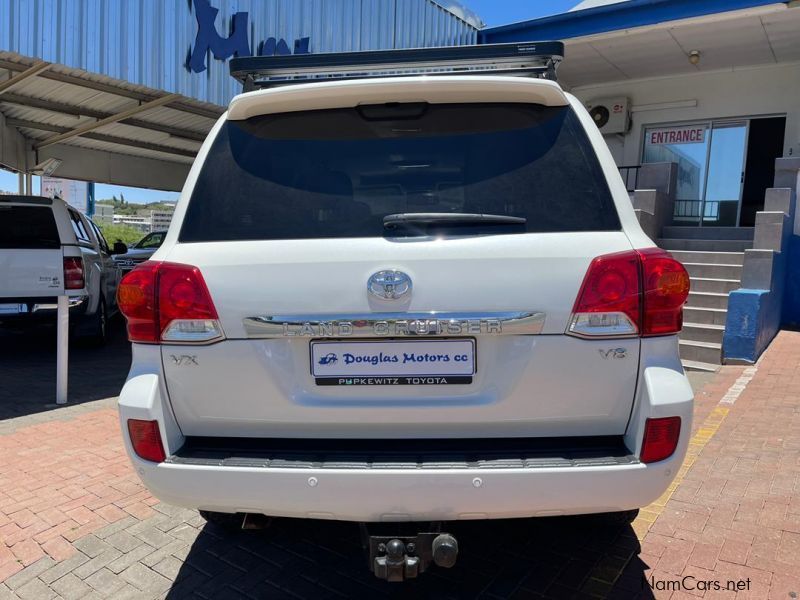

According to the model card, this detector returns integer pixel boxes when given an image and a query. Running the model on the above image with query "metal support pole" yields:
[56,295,69,404]
[25,172,33,194]
[18,172,24,194]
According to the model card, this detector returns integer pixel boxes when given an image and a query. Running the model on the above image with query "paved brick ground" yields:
[0,320,131,425]
[618,332,800,600]
[1,328,799,598]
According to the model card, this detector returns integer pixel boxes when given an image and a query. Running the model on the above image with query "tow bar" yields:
[362,524,458,581]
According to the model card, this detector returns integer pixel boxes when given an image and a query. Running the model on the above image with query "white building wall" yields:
[571,62,800,167]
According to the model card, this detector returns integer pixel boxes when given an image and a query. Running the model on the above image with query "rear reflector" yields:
[568,248,689,338]
[127,419,166,463]
[63,257,85,290]
[640,417,681,464]
[117,261,223,344]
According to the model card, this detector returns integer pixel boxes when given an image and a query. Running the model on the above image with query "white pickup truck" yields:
[116,43,693,581]
[0,195,123,344]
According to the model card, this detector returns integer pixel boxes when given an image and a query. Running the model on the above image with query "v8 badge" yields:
[598,348,627,360]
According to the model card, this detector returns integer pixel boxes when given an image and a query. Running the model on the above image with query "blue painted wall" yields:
[724,232,795,363]
[0,0,478,108]
[782,236,800,328]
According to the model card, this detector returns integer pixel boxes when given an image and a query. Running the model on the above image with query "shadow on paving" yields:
[166,515,655,599]
[0,317,131,419]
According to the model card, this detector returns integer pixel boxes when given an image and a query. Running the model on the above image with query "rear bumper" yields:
[118,339,694,522]
[0,295,88,322]
[130,452,681,521]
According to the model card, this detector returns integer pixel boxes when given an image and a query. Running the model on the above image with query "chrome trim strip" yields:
[32,296,87,312]
[243,311,546,339]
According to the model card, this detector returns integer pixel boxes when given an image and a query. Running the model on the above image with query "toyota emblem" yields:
[367,270,412,300]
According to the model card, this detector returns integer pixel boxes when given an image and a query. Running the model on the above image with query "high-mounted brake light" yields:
[63,257,85,290]
[568,248,689,338]
[640,417,681,464]
[127,419,166,463]
[117,261,223,344]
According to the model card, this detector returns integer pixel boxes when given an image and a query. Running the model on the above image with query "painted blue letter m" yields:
[189,0,251,73]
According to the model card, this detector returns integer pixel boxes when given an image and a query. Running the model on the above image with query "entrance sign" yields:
[648,126,706,145]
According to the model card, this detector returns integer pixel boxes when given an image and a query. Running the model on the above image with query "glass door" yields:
[703,122,748,226]
[642,121,749,226]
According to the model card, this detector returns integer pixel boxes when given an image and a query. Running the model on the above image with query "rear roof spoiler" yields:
[0,195,53,205]
[229,42,565,92]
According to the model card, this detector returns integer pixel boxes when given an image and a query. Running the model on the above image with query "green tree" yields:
[98,223,146,246]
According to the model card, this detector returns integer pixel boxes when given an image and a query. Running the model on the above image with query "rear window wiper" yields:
[383,213,527,231]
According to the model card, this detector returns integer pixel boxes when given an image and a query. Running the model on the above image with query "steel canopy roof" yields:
[0,52,224,190]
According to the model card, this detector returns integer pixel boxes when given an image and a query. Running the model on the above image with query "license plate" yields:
[0,303,26,315]
[311,339,476,386]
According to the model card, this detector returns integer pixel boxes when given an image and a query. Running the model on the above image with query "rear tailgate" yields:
[162,232,640,439]
[156,93,640,439]
[0,203,65,303]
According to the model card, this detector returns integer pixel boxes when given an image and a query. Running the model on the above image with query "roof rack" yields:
[229,42,564,91]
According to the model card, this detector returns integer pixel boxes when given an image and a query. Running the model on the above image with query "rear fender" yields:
[625,336,694,459]
[118,345,184,457]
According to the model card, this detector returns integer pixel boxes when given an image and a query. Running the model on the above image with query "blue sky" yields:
[0,171,179,204]
[463,0,578,26]
[0,0,579,204]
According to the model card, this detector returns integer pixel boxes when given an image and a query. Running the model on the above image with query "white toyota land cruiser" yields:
[117,43,693,580]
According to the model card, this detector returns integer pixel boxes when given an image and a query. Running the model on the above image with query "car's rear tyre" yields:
[89,298,108,347]
[199,510,244,531]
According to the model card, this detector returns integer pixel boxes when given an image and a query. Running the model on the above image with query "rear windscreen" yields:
[180,103,620,242]
[0,205,60,249]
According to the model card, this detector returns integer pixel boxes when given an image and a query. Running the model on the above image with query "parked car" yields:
[113,230,167,273]
[0,195,126,345]
[116,43,693,580]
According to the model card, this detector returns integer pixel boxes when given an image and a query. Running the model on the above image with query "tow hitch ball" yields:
[369,532,458,581]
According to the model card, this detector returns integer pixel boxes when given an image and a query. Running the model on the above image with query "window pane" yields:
[704,123,747,226]
[0,206,60,249]
[180,103,620,242]
[643,125,709,203]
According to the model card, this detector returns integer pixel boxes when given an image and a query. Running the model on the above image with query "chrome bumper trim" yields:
[32,296,88,312]
[243,311,546,338]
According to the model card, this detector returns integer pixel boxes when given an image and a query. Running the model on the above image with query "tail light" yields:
[568,248,689,338]
[127,419,166,463]
[117,261,223,344]
[63,257,85,290]
[640,417,681,463]
[639,248,691,336]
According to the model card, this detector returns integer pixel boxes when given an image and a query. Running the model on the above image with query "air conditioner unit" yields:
[585,97,630,135]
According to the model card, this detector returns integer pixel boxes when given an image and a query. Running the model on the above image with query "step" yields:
[662,226,754,241]
[679,339,722,364]
[681,359,721,373]
[657,238,752,252]
[682,262,743,280]
[668,250,745,265]
[684,306,728,326]
[686,291,729,310]
[689,277,740,294]
[681,322,725,345]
